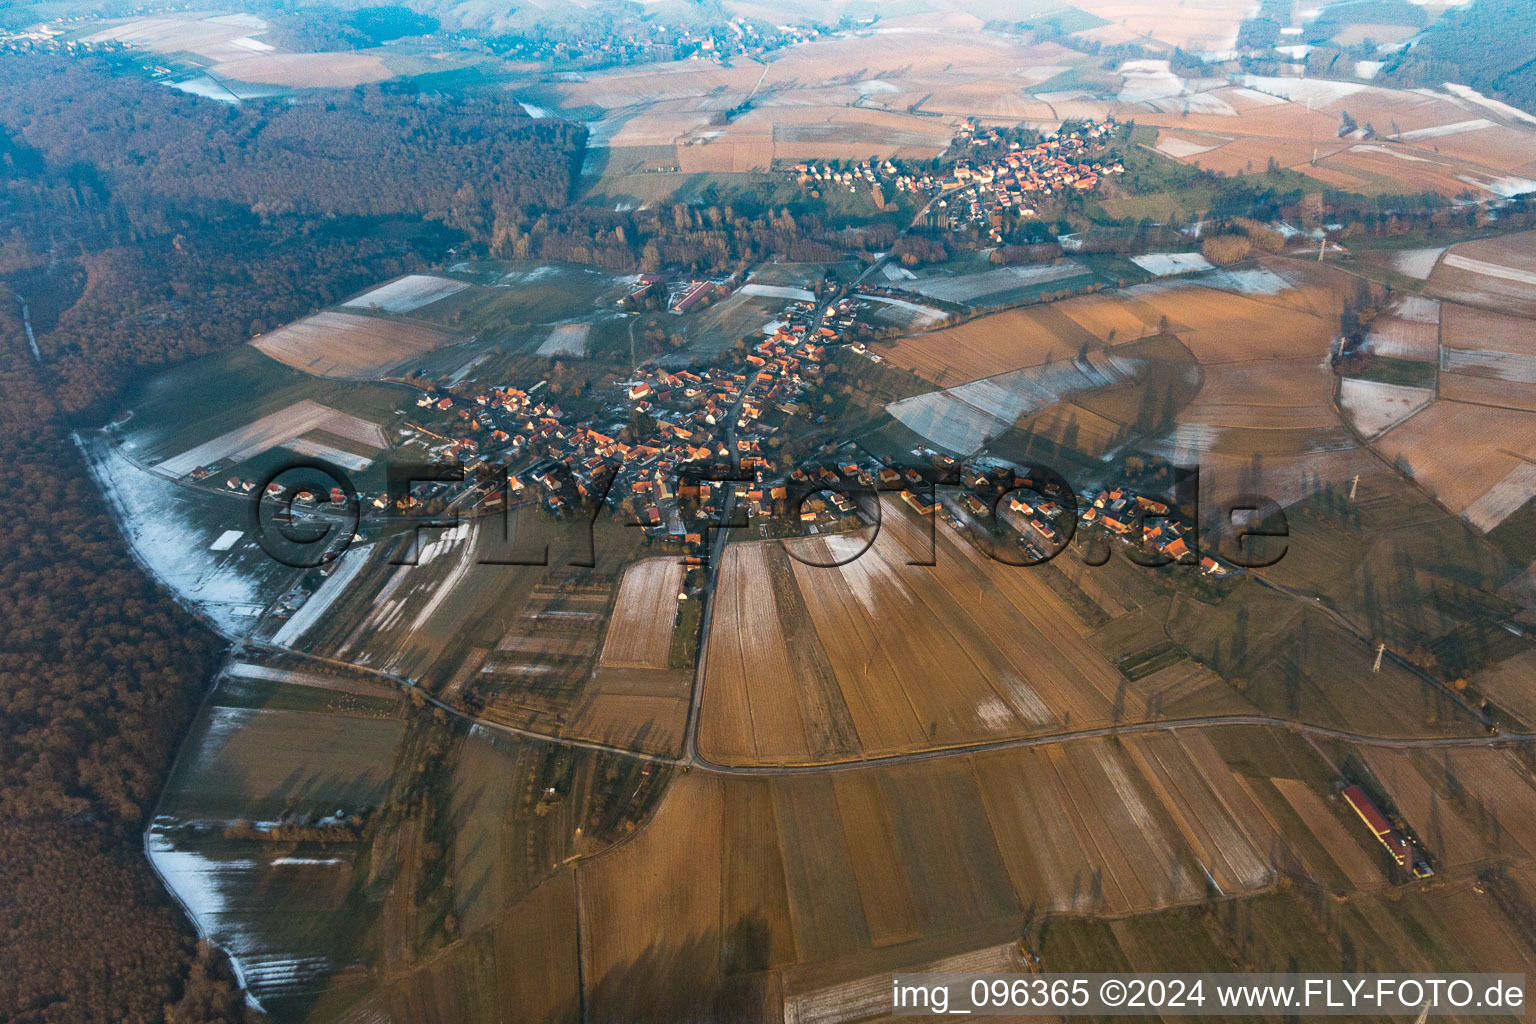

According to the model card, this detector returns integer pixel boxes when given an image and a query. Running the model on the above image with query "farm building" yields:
[670,280,716,314]
[900,489,938,515]
[1342,784,1433,878]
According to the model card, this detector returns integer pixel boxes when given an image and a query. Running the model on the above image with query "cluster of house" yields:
[767,294,868,346]
[934,119,1126,237]
[792,118,1124,238]
[1077,484,1231,575]
[489,16,821,68]
[875,456,1235,576]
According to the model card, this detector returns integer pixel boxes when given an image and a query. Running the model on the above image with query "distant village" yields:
[792,117,1126,241]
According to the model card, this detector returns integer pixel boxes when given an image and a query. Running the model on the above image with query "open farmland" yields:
[1270,777,1387,890]
[1122,78,1536,199]
[1428,230,1536,316]
[543,30,1086,172]
[563,728,1296,1017]
[253,310,456,378]
[1366,295,1441,362]
[877,303,1107,385]
[80,12,275,62]
[1374,400,1536,530]
[1339,378,1433,439]
[886,347,1149,454]
[158,705,403,822]
[77,10,410,88]
[208,51,394,87]
[599,558,686,670]
[700,500,1206,766]
[893,260,1093,306]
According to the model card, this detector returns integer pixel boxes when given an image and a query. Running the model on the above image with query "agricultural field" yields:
[410,262,636,338]
[343,275,469,314]
[892,259,1096,308]
[71,10,426,88]
[325,718,1522,1023]
[253,311,458,379]
[41,7,1536,1019]
[1374,399,1536,531]
[80,433,300,637]
[701,499,1258,765]
[1119,77,1536,199]
[531,29,1090,176]
[1428,230,1536,317]
[283,513,689,756]
[146,659,409,1016]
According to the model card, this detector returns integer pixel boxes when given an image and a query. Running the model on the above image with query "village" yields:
[791,116,1126,240]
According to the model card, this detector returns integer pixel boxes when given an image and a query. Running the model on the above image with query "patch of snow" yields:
[210,529,243,551]
[1339,378,1432,439]
[1390,247,1446,280]
[269,543,373,648]
[1465,463,1536,532]
[1241,74,1364,103]
[1397,118,1495,140]
[860,294,947,325]
[79,435,288,637]
[1354,60,1384,80]
[1155,134,1224,158]
[1442,252,1536,287]
[536,323,590,357]
[1229,86,1289,106]
[1442,83,1536,125]
[1456,173,1536,199]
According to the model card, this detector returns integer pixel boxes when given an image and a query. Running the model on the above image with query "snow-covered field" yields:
[1464,462,1536,532]
[269,544,374,648]
[80,434,293,636]
[1199,266,1293,295]
[1240,74,1364,103]
[1390,247,1446,280]
[1339,378,1433,439]
[1444,83,1536,127]
[899,261,1090,303]
[158,399,386,478]
[1442,253,1536,287]
[1132,252,1215,276]
[887,352,1141,454]
[1398,118,1496,140]
[740,283,816,301]
[860,293,948,325]
[1154,135,1223,159]
[342,274,468,313]
[536,323,591,357]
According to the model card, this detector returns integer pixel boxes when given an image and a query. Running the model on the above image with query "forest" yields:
[0,296,250,1023]
[1379,0,1536,114]
[0,56,585,230]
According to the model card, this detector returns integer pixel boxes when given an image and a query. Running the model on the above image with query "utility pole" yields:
[1373,643,1385,672]
[1349,474,1359,501]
